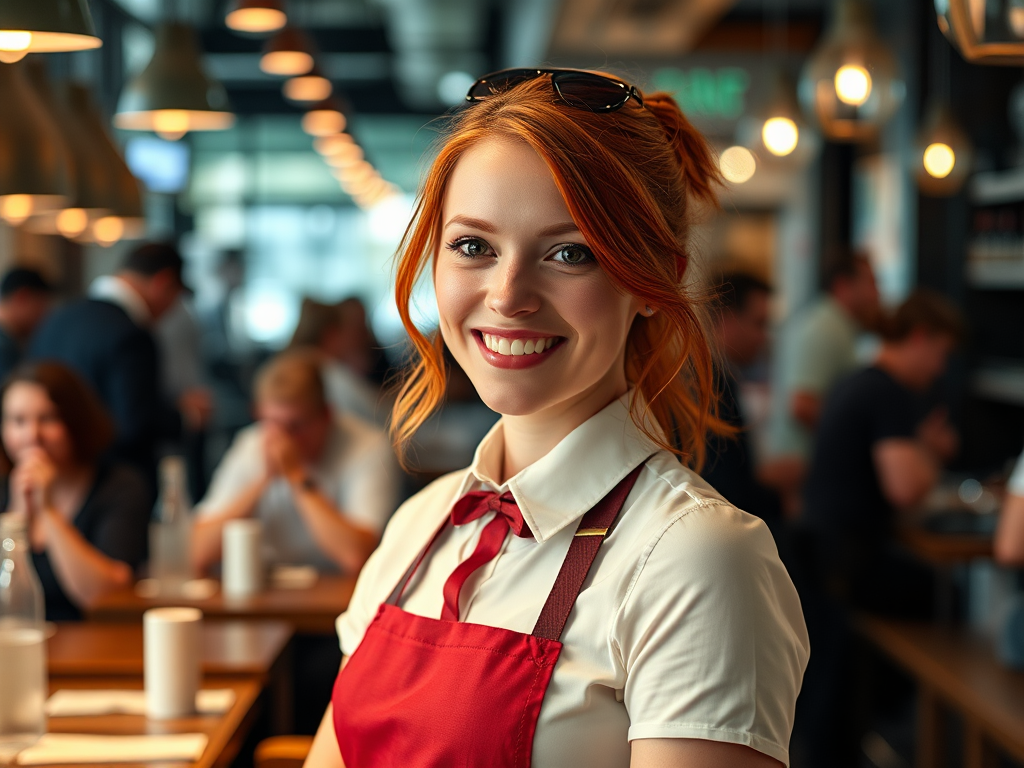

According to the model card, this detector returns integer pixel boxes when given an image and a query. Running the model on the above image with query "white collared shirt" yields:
[89,275,152,327]
[337,395,809,767]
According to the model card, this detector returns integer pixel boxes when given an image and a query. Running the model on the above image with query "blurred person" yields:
[0,267,54,380]
[795,289,962,768]
[289,298,379,424]
[0,362,149,620]
[190,349,399,576]
[703,272,782,529]
[767,250,881,483]
[995,448,1024,566]
[29,242,198,494]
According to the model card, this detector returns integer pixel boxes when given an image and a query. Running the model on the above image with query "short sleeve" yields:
[1009,450,1024,497]
[195,425,264,517]
[615,502,809,766]
[868,379,919,444]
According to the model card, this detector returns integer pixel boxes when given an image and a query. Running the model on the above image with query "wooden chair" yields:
[255,736,314,768]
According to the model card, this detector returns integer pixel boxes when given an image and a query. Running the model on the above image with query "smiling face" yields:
[435,137,644,420]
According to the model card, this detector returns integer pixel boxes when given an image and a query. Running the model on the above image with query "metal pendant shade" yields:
[936,0,1024,65]
[260,26,315,75]
[226,0,287,33]
[115,22,234,140]
[0,0,101,63]
[0,60,71,225]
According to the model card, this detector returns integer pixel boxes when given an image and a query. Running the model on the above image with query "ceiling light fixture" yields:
[226,0,286,34]
[260,27,314,75]
[302,100,346,136]
[0,0,101,62]
[284,70,332,103]
[936,0,1024,65]
[719,146,756,184]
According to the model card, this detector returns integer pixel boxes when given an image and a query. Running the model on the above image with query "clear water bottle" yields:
[149,456,193,594]
[0,513,47,761]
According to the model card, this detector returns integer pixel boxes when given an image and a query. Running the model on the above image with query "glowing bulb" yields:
[0,31,32,63]
[719,146,756,184]
[260,51,313,76]
[313,134,354,155]
[923,142,956,179]
[0,195,34,225]
[93,216,125,246]
[302,110,346,137]
[152,110,190,141]
[56,208,89,238]
[283,75,332,103]
[834,64,872,107]
[762,117,799,157]
[226,8,286,33]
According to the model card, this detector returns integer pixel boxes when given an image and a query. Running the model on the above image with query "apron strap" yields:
[531,460,647,641]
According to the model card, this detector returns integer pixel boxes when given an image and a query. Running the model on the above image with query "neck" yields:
[498,377,627,483]
[115,274,155,319]
[0,304,20,340]
[874,346,919,391]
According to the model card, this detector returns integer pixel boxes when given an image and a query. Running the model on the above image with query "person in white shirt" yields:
[995,450,1024,566]
[304,69,808,768]
[191,349,398,575]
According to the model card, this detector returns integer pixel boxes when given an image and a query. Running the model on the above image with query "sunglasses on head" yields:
[465,68,644,114]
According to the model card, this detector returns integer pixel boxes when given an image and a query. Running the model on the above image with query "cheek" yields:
[434,263,478,340]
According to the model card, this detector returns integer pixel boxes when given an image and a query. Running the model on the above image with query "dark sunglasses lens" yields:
[552,72,630,111]
[468,71,538,100]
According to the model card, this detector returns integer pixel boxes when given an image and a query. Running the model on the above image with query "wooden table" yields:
[47,622,294,734]
[37,675,263,768]
[857,615,1024,768]
[898,527,994,566]
[85,576,356,635]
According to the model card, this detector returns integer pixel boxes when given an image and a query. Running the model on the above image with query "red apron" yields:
[331,463,645,768]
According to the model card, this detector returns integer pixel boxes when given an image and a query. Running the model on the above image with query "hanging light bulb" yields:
[91,215,126,246]
[0,0,101,61]
[0,61,70,225]
[915,103,972,195]
[115,23,234,141]
[737,70,817,165]
[55,207,88,237]
[762,117,800,156]
[226,0,287,34]
[260,27,314,75]
[324,143,364,168]
[936,0,1024,64]
[284,70,332,103]
[313,133,354,156]
[302,100,346,136]
[719,146,757,184]
[799,0,905,142]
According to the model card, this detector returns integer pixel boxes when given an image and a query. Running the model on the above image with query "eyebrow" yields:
[443,215,582,238]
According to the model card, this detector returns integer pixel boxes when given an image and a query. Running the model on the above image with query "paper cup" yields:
[222,519,264,597]
[144,607,202,720]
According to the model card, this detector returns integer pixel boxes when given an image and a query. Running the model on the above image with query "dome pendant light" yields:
[115,23,234,141]
[739,70,817,165]
[0,0,101,63]
[302,99,346,137]
[0,61,71,225]
[936,0,1024,65]
[260,27,315,75]
[798,0,905,142]
[915,28,972,195]
[226,0,287,34]
[284,68,332,103]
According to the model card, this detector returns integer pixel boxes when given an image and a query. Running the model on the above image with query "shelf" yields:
[970,168,1024,205]
[971,360,1024,406]
[967,259,1024,288]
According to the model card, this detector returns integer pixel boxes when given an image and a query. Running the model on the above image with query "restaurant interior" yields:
[1,0,1024,767]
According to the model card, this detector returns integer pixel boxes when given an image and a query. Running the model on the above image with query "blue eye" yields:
[552,244,595,266]
[445,237,491,258]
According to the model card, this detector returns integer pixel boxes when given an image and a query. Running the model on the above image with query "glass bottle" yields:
[149,456,193,594]
[0,513,47,760]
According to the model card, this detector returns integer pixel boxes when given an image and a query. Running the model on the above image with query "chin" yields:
[474,379,560,417]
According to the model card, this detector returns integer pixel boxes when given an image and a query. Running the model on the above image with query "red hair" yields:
[391,76,726,470]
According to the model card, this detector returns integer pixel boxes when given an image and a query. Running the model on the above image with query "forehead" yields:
[3,381,52,408]
[442,137,574,230]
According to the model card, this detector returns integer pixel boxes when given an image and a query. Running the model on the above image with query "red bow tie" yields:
[442,490,533,621]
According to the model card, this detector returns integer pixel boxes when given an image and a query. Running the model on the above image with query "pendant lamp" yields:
[915,103,972,195]
[313,132,354,156]
[115,23,234,141]
[739,70,817,164]
[798,0,905,142]
[69,84,145,244]
[302,100,346,136]
[23,61,112,238]
[226,0,286,34]
[0,0,100,63]
[936,0,1024,65]
[0,60,70,225]
[283,67,331,103]
[260,27,314,75]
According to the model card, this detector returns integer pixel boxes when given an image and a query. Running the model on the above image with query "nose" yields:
[484,254,541,318]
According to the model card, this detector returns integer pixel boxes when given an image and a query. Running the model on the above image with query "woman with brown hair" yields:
[0,361,149,620]
[308,69,808,768]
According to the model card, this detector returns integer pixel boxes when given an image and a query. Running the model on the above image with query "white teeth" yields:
[481,334,558,356]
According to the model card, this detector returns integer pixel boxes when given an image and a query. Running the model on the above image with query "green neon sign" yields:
[651,67,750,120]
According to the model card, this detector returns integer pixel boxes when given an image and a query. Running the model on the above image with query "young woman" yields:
[1,362,150,620]
[307,69,809,768]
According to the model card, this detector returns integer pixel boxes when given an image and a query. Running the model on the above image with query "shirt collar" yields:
[458,393,658,543]
[89,276,152,327]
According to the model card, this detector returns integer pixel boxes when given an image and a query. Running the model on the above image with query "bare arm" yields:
[995,494,1024,566]
[289,481,379,574]
[303,659,348,768]
[190,476,269,574]
[631,739,784,768]
[873,438,940,511]
[40,507,132,607]
[790,390,821,430]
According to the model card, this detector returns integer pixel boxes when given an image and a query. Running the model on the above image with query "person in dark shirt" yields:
[705,272,782,529]
[0,362,149,621]
[0,268,53,381]
[29,243,189,495]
